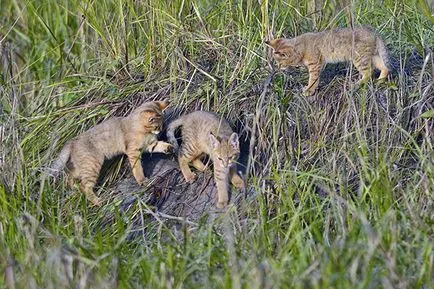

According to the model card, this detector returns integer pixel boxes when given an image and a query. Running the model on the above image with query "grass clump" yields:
[1,0,434,288]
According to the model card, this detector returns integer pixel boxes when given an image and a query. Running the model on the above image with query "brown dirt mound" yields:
[115,155,256,224]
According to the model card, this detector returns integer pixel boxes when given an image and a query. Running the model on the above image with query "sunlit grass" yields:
[1,0,433,288]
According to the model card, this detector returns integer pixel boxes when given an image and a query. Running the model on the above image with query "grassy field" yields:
[1,0,434,288]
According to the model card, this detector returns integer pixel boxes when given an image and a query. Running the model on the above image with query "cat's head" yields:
[266,39,302,68]
[209,132,240,168]
[135,100,169,134]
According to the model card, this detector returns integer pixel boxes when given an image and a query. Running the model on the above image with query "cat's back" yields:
[292,32,322,46]
[295,26,376,45]
[74,117,126,156]
[327,26,376,40]
[79,117,123,140]
[182,111,233,137]
[317,26,377,61]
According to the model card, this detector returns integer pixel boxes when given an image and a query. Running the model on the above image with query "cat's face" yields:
[266,39,303,68]
[137,101,169,134]
[209,132,240,168]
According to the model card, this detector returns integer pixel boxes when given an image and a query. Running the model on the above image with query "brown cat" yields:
[49,100,173,206]
[167,111,245,208]
[266,26,390,95]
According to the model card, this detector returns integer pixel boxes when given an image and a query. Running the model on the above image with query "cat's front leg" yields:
[303,63,322,96]
[148,141,174,154]
[127,149,145,184]
[214,165,230,208]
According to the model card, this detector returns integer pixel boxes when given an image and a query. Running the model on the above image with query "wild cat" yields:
[266,26,390,95]
[49,100,173,206]
[167,111,245,208]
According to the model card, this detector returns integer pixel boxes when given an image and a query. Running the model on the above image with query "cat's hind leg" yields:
[229,166,245,189]
[73,154,103,206]
[354,56,373,85]
[191,155,207,172]
[372,55,389,80]
[178,148,198,183]
[80,178,102,206]
[65,172,75,188]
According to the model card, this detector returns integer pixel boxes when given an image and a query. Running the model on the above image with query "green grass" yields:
[1,0,434,288]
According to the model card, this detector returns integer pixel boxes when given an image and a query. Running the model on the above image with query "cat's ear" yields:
[265,39,280,49]
[209,133,220,149]
[155,100,169,111]
[266,39,293,58]
[229,133,239,150]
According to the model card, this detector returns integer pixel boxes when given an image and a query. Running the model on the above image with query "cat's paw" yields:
[302,87,314,96]
[231,173,245,189]
[152,141,174,154]
[216,200,228,209]
[133,172,146,185]
[157,142,174,154]
[162,143,174,154]
[90,197,103,207]
[135,177,145,185]
[184,172,197,183]
[232,179,245,189]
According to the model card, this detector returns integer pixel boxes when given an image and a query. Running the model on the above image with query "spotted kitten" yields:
[167,111,245,208]
[49,101,173,206]
[266,26,390,95]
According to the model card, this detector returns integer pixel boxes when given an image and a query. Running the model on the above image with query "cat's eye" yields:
[274,51,287,58]
[148,117,154,122]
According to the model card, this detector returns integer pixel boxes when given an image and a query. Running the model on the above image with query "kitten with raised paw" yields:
[266,26,390,96]
[167,111,245,209]
[48,100,173,206]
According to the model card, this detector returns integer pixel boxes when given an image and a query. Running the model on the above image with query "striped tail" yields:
[47,142,72,178]
[166,117,184,153]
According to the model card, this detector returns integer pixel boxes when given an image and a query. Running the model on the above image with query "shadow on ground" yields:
[108,112,256,235]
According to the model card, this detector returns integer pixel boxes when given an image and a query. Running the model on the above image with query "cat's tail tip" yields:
[45,142,72,179]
